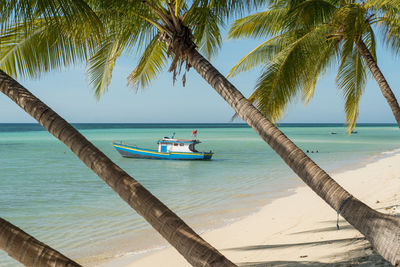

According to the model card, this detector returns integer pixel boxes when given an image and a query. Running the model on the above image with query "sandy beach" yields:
[105,150,400,267]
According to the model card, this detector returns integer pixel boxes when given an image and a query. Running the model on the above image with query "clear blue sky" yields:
[1,27,399,123]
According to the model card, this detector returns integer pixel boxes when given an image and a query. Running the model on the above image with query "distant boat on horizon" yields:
[112,137,213,160]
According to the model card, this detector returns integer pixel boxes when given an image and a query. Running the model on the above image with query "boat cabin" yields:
[158,138,200,153]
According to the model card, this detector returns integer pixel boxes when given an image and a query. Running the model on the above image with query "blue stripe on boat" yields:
[112,143,213,160]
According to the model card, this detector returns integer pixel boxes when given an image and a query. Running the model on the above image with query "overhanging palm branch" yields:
[0,19,97,79]
[86,37,125,97]
[231,24,335,122]
[0,0,101,32]
[0,1,102,80]
[83,0,266,95]
[228,0,400,131]
[227,34,286,78]
[228,9,289,40]
[187,6,223,59]
[336,45,367,132]
[127,34,168,90]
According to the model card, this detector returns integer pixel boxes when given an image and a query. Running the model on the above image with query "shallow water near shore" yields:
[1,123,399,266]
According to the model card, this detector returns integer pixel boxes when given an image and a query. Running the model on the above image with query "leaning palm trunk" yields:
[181,47,400,266]
[0,217,81,267]
[0,70,235,267]
[356,40,400,128]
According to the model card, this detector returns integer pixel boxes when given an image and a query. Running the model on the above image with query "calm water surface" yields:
[1,123,399,266]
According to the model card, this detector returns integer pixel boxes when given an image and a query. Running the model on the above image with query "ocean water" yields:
[1,123,400,266]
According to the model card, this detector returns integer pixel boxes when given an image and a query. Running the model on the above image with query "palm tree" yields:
[0,1,236,266]
[2,0,400,265]
[0,70,235,266]
[227,0,400,132]
[0,217,81,267]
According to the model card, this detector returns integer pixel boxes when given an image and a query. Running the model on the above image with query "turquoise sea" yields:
[1,123,400,266]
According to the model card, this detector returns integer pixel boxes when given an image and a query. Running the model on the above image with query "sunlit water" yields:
[1,123,399,266]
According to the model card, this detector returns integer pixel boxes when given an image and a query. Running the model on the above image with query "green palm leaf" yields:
[1,0,270,96]
[86,37,125,98]
[227,35,284,78]
[250,25,334,122]
[228,0,400,132]
[0,19,96,79]
[228,9,290,39]
[1,0,102,35]
[378,9,400,55]
[336,46,367,133]
[127,34,168,90]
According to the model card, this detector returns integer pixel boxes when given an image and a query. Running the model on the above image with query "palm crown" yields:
[0,0,103,78]
[1,0,264,97]
[228,0,400,132]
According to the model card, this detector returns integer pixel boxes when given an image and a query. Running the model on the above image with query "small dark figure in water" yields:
[316,150,319,153]
[306,150,309,153]
[311,151,314,153]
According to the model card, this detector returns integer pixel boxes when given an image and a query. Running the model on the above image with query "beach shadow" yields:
[237,254,391,266]
[224,237,365,251]
[230,237,392,266]
[319,219,353,224]
[378,205,400,216]
[237,247,391,266]
[290,224,354,235]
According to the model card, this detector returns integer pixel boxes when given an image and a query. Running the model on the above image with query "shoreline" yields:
[103,148,400,267]
[85,171,303,266]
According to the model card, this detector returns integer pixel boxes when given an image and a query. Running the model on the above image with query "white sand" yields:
[107,151,400,266]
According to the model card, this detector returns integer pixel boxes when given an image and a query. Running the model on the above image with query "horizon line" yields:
[0,122,397,125]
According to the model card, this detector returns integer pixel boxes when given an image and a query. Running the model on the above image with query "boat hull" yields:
[113,143,213,160]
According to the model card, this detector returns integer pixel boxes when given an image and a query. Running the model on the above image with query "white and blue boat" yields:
[112,137,213,160]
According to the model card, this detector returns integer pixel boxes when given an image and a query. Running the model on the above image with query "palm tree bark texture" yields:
[0,70,236,267]
[180,46,400,265]
[0,217,81,267]
[356,39,400,127]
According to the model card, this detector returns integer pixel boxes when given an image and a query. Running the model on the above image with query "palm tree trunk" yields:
[185,48,400,266]
[356,39,400,128]
[0,70,236,267]
[0,217,81,267]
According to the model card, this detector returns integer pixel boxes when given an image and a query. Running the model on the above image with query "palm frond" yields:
[286,0,336,31]
[203,0,268,20]
[250,62,297,122]
[378,9,400,55]
[228,9,290,39]
[227,35,285,78]
[302,36,338,103]
[1,0,102,35]
[127,34,168,90]
[0,19,95,79]
[86,37,124,98]
[250,24,334,122]
[363,24,377,60]
[365,0,400,10]
[187,6,223,59]
[332,4,369,44]
[336,46,367,133]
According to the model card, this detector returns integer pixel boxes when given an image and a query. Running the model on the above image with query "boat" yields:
[112,137,213,160]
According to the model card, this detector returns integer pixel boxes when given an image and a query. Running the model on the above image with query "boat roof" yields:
[158,138,200,144]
